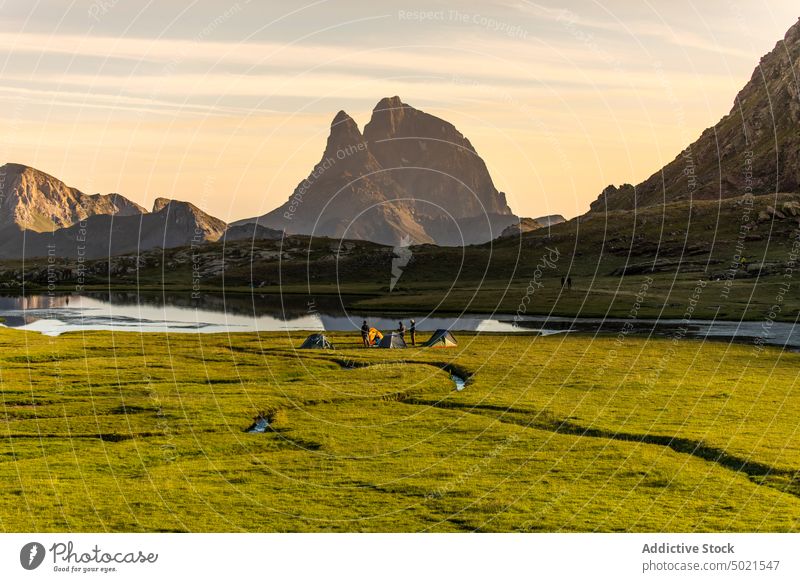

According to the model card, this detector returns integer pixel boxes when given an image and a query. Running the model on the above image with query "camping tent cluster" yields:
[298,329,457,350]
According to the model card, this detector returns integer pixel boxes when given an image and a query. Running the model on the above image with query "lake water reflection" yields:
[0,293,797,350]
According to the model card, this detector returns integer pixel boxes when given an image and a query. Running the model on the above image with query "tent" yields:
[367,327,384,346]
[378,333,407,349]
[424,329,458,348]
[299,333,334,349]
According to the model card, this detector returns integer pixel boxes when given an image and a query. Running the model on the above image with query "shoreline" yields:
[3,286,799,324]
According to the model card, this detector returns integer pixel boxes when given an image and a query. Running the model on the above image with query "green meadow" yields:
[1,328,799,532]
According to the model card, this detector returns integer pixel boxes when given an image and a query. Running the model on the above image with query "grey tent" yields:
[299,333,334,349]
[378,333,407,349]
[424,329,457,348]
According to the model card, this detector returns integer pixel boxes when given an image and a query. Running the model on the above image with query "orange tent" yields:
[367,328,383,346]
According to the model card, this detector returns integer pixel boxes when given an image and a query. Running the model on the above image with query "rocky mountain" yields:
[0,163,145,231]
[235,97,516,245]
[0,165,228,259]
[0,197,226,260]
[591,17,800,212]
[499,214,566,238]
[252,109,432,245]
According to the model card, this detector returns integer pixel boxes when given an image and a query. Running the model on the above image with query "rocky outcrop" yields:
[589,184,636,212]
[499,214,566,238]
[235,97,516,245]
[591,18,800,212]
[0,163,145,231]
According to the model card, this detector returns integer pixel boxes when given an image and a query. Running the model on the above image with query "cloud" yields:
[0,28,740,122]
[507,0,756,59]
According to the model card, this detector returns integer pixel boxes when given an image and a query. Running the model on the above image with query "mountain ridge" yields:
[0,164,228,259]
[0,162,146,232]
[591,17,800,212]
[0,196,227,260]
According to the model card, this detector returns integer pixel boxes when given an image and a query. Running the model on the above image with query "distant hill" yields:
[0,165,227,259]
[0,197,226,260]
[222,222,283,243]
[0,163,145,231]
[591,17,800,212]
[233,96,517,245]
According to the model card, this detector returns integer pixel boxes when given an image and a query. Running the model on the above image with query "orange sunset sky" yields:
[0,0,798,222]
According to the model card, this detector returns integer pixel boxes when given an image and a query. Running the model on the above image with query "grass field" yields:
[1,327,799,532]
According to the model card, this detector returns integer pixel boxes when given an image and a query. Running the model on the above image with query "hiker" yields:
[397,320,406,339]
[361,320,370,347]
[560,276,565,288]
[410,319,416,346]
[567,276,572,290]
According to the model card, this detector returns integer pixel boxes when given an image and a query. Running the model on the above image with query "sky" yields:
[0,0,798,222]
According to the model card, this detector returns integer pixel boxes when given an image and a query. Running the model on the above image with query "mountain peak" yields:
[3,162,30,173]
[331,110,357,129]
[152,197,213,218]
[323,110,367,163]
[89,193,146,216]
[152,197,171,213]
[2,162,57,181]
[328,110,362,138]
[366,97,412,139]
[373,96,406,111]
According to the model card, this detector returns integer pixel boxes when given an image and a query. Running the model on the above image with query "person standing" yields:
[397,320,405,340]
[361,320,370,347]
[409,319,416,346]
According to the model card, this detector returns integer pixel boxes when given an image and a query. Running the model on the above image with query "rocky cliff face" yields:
[238,97,516,245]
[592,18,800,212]
[363,96,512,220]
[0,163,145,231]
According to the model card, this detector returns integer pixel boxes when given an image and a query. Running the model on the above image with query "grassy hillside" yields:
[1,328,799,532]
